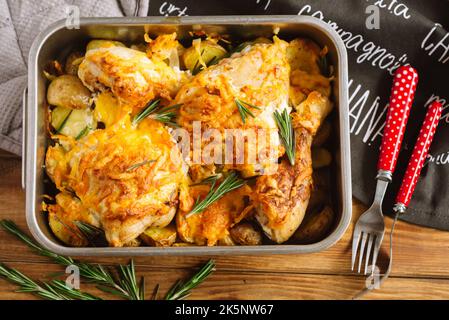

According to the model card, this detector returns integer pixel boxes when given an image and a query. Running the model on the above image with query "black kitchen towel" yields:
[146,0,449,230]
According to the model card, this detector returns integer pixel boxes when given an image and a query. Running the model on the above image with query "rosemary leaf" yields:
[132,99,161,125]
[74,221,108,247]
[190,174,222,186]
[274,109,296,166]
[125,159,156,172]
[165,259,215,300]
[0,264,100,300]
[235,98,260,124]
[187,172,245,216]
[0,220,142,300]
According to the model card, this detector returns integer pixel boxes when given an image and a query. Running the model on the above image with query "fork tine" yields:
[351,228,361,271]
[357,232,368,273]
[371,234,383,273]
[364,234,374,275]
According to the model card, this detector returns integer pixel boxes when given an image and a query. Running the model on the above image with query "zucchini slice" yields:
[51,106,96,138]
[182,40,227,74]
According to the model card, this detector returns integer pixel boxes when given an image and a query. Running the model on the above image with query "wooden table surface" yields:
[1,149,449,300]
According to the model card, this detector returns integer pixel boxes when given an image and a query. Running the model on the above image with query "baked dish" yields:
[42,31,335,248]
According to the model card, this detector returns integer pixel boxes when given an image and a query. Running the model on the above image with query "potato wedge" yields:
[313,121,332,147]
[140,225,177,247]
[294,206,335,244]
[86,39,126,52]
[182,39,227,73]
[47,75,91,110]
[230,222,263,246]
[312,148,332,169]
[51,106,96,138]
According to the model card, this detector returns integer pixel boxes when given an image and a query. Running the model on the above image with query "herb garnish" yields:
[187,171,245,217]
[125,159,156,172]
[274,109,296,166]
[132,100,181,127]
[235,98,260,124]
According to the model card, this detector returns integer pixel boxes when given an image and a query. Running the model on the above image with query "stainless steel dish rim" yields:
[26,15,352,256]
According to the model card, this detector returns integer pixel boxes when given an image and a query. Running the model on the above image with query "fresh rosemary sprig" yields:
[235,98,260,124]
[132,100,181,126]
[0,264,100,300]
[274,109,296,166]
[125,159,156,172]
[165,259,215,300]
[0,220,143,300]
[74,221,108,247]
[0,220,215,300]
[132,99,160,125]
[187,172,245,216]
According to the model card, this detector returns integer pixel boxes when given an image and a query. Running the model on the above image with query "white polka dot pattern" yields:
[378,66,418,173]
[395,101,442,208]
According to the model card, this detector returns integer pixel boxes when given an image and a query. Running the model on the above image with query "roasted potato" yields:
[124,238,142,247]
[51,106,96,138]
[140,225,177,247]
[64,51,84,76]
[47,75,91,110]
[307,189,328,214]
[312,148,332,169]
[182,39,227,73]
[230,222,263,246]
[313,121,332,147]
[86,39,126,51]
[293,206,335,244]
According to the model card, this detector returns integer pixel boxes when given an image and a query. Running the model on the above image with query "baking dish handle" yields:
[22,86,27,190]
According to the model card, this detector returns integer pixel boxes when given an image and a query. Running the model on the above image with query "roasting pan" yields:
[24,16,351,256]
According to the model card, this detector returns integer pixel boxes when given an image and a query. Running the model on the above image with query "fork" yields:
[352,65,419,274]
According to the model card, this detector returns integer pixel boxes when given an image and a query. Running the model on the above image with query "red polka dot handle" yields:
[377,66,418,176]
[394,101,442,212]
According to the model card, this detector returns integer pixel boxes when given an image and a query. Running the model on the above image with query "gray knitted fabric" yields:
[0,0,150,155]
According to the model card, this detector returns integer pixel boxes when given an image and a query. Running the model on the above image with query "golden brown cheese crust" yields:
[46,117,187,247]
[176,184,252,246]
[175,39,291,177]
[78,46,187,109]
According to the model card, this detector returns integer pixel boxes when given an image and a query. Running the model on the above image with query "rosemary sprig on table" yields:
[187,172,246,216]
[274,109,296,166]
[0,220,215,300]
[0,264,100,300]
[0,220,143,300]
[165,259,215,300]
[235,98,260,124]
[132,100,181,127]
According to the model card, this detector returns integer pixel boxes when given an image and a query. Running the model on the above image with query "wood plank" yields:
[1,261,449,300]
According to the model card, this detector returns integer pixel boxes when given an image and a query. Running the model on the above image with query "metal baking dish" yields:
[24,16,351,256]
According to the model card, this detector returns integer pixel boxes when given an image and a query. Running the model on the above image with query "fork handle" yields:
[394,101,442,213]
[377,66,418,181]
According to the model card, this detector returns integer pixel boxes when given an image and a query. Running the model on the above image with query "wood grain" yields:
[1,154,449,299]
